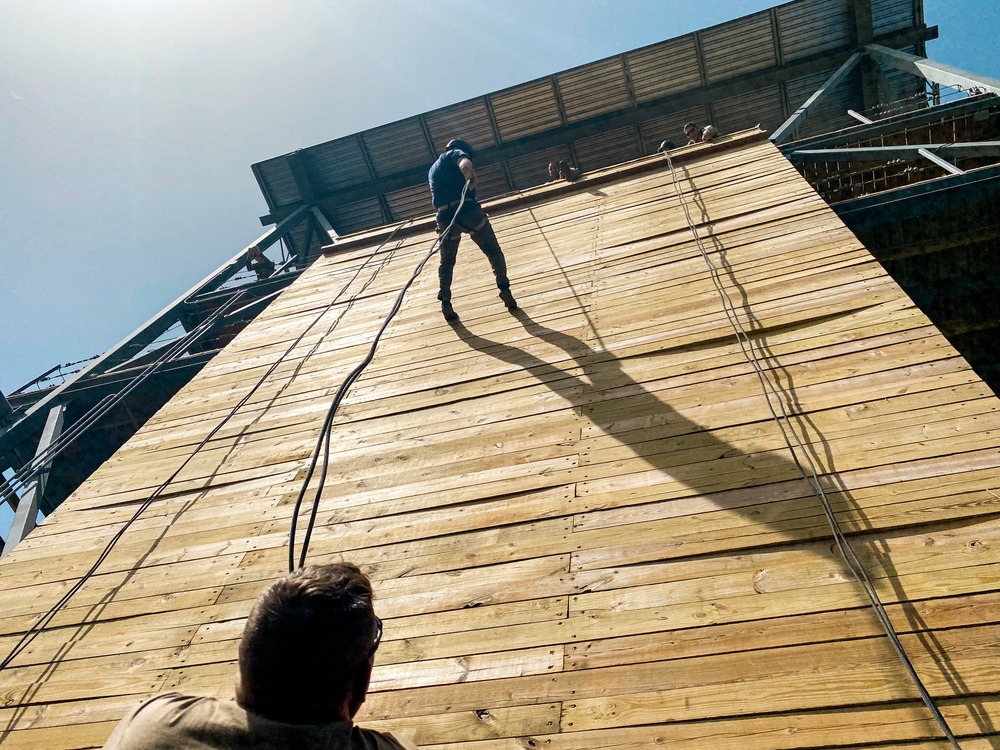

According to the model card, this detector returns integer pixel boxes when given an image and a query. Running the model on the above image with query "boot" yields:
[499,289,518,310]
[442,301,459,321]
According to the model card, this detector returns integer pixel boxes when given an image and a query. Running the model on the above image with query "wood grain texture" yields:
[1,131,998,748]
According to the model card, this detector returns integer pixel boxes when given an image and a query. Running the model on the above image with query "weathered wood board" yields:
[1,131,998,749]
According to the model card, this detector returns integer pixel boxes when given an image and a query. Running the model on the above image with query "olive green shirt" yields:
[102,693,417,750]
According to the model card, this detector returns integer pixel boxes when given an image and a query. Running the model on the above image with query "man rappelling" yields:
[428,138,518,322]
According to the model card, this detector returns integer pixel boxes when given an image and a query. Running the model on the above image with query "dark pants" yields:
[436,201,510,303]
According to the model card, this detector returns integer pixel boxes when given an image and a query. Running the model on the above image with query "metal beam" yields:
[311,207,339,241]
[916,147,964,176]
[788,141,1000,163]
[847,109,874,124]
[1,204,311,443]
[782,93,996,150]
[223,290,286,324]
[866,43,1000,95]
[833,164,1000,228]
[771,52,864,144]
[11,351,216,417]
[1,404,65,558]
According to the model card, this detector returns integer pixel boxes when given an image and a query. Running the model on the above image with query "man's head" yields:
[683,122,701,142]
[236,563,380,724]
[658,140,676,153]
[548,161,560,180]
[446,138,475,158]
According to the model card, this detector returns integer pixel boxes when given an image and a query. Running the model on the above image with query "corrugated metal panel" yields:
[328,197,386,236]
[491,79,563,143]
[627,36,702,103]
[385,184,430,222]
[785,68,859,139]
[777,0,851,62]
[702,10,777,83]
[872,0,916,34]
[557,57,631,123]
[572,126,642,171]
[361,117,434,179]
[712,84,785,134]
[507,145,573,191]
[304,136,372,193]
[474,162,509,201]
[637,106,712,154]
[255,158,299,209]
[253,0,928,225]
[425,98,497,154]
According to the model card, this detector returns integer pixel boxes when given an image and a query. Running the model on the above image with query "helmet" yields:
[446,138,475,158]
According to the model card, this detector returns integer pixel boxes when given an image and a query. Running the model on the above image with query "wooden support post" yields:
[1,404,65,558]
[850,0,881,113]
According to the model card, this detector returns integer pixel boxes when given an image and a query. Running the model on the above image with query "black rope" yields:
[662,151,962,749]
[0,220,413,674]
[1,292,249,509]
[288,181,472,571]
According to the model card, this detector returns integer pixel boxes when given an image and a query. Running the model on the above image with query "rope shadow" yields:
[678,159,992,743]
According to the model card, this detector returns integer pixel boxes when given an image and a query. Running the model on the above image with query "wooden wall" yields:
[1,132,998,749]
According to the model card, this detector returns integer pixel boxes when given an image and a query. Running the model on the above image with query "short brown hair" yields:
[237,563,377,721]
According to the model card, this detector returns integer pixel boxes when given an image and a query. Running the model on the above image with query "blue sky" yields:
[1,0,997,395]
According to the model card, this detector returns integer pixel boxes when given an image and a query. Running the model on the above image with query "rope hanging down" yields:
[0,220,413,674]
[288,180,472,572]
[661,152,962,750]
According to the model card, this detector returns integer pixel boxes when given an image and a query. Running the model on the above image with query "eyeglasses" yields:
[363,616,383,663]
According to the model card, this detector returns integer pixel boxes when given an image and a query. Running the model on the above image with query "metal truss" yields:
[772,43,1000,180]
[0,203,339,552]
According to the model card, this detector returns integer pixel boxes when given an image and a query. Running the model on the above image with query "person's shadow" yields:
[443,180,990,736]
[449,308,816,555]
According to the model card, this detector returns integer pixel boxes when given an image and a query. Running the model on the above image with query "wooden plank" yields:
[2,134,999,750]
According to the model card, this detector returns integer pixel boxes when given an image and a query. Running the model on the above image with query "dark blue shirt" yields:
[428,149,477,209]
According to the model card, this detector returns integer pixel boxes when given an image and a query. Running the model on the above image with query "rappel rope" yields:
[0,219,413,673]
[661,151,962,750]
[0,290,252,508]
[289,180,472,571]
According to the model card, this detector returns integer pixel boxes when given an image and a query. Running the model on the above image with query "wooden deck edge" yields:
[322,128,771,254]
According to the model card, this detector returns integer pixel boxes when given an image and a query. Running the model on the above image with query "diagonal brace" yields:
[771,52,865,144]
